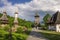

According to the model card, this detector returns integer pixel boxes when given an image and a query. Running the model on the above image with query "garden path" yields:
[26,28,48,40]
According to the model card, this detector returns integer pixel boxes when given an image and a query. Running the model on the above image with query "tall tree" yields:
[43,13,51,23]
[43,13,51,29]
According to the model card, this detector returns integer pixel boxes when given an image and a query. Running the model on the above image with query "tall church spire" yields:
[12,9,19,32]
[34,12,40,27]
[35,12,39,17]
[14,12,18,25]
[14,8,18,24]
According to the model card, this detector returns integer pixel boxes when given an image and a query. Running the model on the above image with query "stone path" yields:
[26,28,48,40]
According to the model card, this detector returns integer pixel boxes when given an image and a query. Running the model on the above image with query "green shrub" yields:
[3,25,10,31]
[0,30,28,40]
[16,27,23,33]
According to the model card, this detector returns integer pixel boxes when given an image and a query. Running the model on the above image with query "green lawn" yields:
[39,30,60,40]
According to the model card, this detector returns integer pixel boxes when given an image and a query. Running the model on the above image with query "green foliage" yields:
[16,26,31,34]
[7,16,14,27]
[3,25,10,31]
[0,13,3,24]
[0,13,32,40]
[0,13,2,17]
[43,13,51,23]
[43,13,51,29]
[0,26,3,30]
[0,30,29,40]
[0,30,8,40]
[18,18,32,28]
[12,33,27,40]
[40,24,47,30]
[0,25,10,31]
[16,26,23,33]
[39,30,60,40]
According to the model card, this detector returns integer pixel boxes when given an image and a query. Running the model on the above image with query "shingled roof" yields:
[55,11,60,24]
[48,11,60,24]
[0,12,9,24]
[35,13,39,17]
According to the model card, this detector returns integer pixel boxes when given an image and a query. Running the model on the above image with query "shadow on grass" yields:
[24,30,31,35]
[39,30,60,40]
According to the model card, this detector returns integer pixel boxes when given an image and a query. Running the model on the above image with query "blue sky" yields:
[0,0,4,7]
[0,0,60,22]
[0,0,32,7]
[8,0,32,5]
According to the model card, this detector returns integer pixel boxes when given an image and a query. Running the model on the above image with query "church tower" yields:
[0,10,9,27]
[12,11,19,32]
[14,12,18,26]
[34,12,40,27]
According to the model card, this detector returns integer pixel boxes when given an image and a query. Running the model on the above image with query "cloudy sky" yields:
[0,0,60,22]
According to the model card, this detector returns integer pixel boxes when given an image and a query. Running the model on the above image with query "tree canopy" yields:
[43,13,51,23]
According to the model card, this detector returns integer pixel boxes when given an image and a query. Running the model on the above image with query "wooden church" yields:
[47,11,60,32]
[34,12,40,28]
[0,11,9,27]
[12,11,19,32]
[0,10,19,32]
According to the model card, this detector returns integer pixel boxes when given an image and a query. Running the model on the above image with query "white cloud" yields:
[0,0,60,21]
[1,0,12,6]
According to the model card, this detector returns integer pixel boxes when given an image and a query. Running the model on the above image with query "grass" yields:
[0,26,32,40]
[0,29,31,40]
[39,30,60,40]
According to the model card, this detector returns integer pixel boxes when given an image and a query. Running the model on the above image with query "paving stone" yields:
[26,28,48,40]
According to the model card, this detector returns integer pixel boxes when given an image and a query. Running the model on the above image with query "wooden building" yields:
[47,11,60,32]
[34,13,40,28]
[0,11,9,27]
[12,12,19,32]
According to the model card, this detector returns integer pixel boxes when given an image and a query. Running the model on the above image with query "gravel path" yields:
[26,28,48,40]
